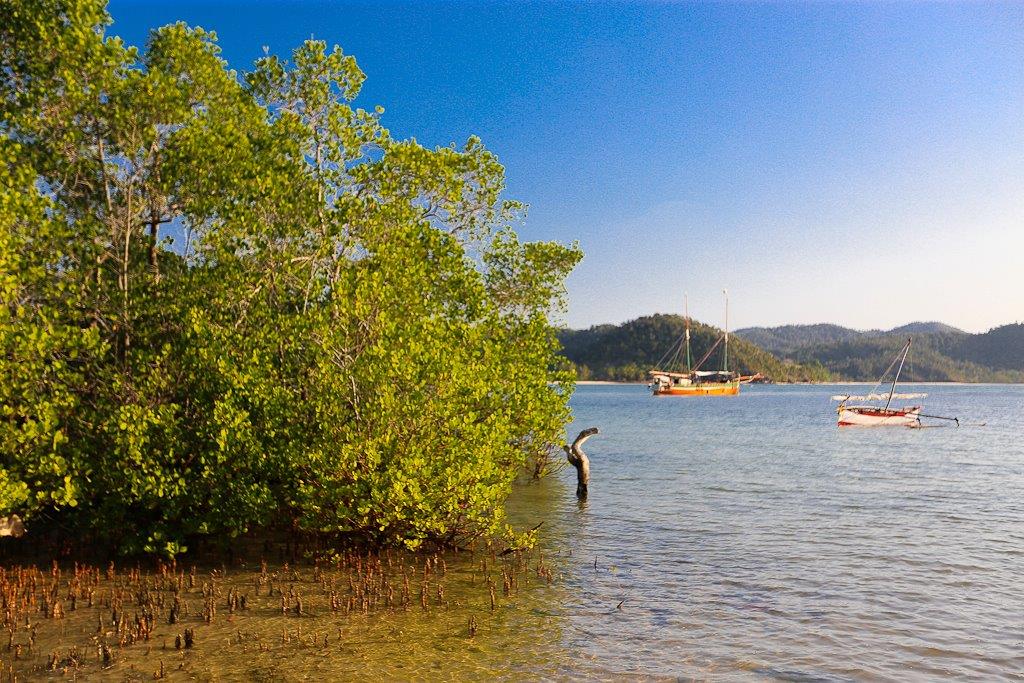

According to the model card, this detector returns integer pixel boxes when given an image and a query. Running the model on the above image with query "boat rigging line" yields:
[884,338,913,410]
[691,335,723,373]
[862,341,906,403]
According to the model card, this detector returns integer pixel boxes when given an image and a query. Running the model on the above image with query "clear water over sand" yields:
[545,383,1024,680]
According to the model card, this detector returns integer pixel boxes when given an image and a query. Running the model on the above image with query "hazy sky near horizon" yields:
[108,1,1023,333]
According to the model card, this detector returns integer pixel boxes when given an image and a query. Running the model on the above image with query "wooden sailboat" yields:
[649,290,747,396]
[833,338,926,427]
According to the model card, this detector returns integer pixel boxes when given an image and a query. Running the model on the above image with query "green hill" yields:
[734,323,862,356]
[735,322,1024,382]
[558,314,830,382]
[953,324,1024,372]
[734,321,966,357]
[888,321,965,336]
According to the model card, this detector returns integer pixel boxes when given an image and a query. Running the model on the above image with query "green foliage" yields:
[0,0,580,554]
[0,138,103,517]
[559,314,831,383]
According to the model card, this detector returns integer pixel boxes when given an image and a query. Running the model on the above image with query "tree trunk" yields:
[563,427,599,499]
[148,210,159,276]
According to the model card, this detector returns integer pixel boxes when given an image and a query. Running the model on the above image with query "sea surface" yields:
[8,384,1023,681]
[519,383,1024,680]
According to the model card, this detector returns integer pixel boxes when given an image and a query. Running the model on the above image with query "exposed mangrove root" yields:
[0,543,566,678]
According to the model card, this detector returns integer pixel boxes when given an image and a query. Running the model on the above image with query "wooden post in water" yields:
[563,427,600,499]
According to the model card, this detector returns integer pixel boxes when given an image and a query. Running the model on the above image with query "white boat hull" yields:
[838,406,921,427]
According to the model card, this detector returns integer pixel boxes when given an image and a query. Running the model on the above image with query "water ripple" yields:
[526,383,1024,680]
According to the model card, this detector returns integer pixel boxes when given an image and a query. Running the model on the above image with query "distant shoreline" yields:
[560,319,1023,385]
[575,380,642,385]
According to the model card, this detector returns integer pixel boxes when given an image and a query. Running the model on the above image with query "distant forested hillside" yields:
[736,321,964,357]
[734,322,1024,382]
[952,324,1024,372]
[558,315,831,382]
[888,322,965,336]
[735,324,862,356]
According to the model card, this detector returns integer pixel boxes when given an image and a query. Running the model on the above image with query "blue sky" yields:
[109,1,1023,332]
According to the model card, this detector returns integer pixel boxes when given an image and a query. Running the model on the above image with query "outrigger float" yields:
[832,338,960,428]
[649,290,762,397]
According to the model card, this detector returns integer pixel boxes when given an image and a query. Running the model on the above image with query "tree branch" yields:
[563,427,599,499]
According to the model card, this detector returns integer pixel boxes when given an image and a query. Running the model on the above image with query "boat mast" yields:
[722,288,729,373]
[884,337,913,410]
[684,293,692,373]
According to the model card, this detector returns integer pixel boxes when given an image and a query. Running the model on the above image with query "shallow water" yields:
[6,384,1023,681]
[548,383,1024,680]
